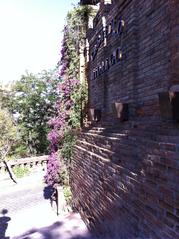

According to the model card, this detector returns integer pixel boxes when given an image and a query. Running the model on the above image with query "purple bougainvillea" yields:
[45,29,80,186]
[45,152,60,186]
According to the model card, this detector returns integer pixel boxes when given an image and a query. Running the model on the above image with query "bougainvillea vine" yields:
[45,5,95,187]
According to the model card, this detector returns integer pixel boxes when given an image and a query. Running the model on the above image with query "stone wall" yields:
[70,0,179,238]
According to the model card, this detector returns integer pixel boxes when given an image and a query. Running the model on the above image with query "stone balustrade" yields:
[0,155,49,179]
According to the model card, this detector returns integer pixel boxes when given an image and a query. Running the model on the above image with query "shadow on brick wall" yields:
[71,122,179,239]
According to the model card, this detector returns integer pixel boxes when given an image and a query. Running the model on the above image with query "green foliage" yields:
[0,87,11,110]
[57,153,69,186]
[60,5,95,79]
[63,185,72,206]
[66,5,94,42]
[10,70,59,156]
[61,6,93,128]
[61,130,77,164]
[52,131,77,188]
[10,144,28,159]
[0,108,18,160]
[12,165,30,178]
[71,80,88,128]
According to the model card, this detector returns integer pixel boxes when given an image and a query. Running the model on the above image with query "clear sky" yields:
[0,0,79,85]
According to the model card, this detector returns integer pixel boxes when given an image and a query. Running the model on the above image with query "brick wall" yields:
[88,0,173,122]
[170,0,179,86]
[71,123,179,238]
[70,0,179,238]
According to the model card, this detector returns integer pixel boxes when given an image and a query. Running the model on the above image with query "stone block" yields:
[112,102,129,121]
[88,108,101,122]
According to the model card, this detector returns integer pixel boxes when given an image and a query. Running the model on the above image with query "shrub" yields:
[63,185,72,206]
[12,165,30,178]
[61,130,77,164]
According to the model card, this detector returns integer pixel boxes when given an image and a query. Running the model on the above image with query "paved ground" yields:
[0,174,95,239]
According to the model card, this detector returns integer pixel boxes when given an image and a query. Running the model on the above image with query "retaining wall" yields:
[70,0,179,238]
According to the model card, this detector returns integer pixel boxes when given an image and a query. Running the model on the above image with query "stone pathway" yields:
[0,174,95,239]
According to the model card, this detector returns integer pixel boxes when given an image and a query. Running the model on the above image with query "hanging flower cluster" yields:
[45,5,95,187]
[45,28,80,186]
[45,152,59,186]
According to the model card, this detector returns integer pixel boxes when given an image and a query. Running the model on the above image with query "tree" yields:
[0,85,19,157]
[10,70,60,155]
[0,85,11,110]
[0,109,17,159]
[0,108,18,182]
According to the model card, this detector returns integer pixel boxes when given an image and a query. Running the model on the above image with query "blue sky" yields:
[0,0,79,85]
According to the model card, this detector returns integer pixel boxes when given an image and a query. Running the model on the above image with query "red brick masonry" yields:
[70,1,179,238]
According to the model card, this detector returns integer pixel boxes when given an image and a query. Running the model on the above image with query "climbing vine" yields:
[45,5,95,187]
